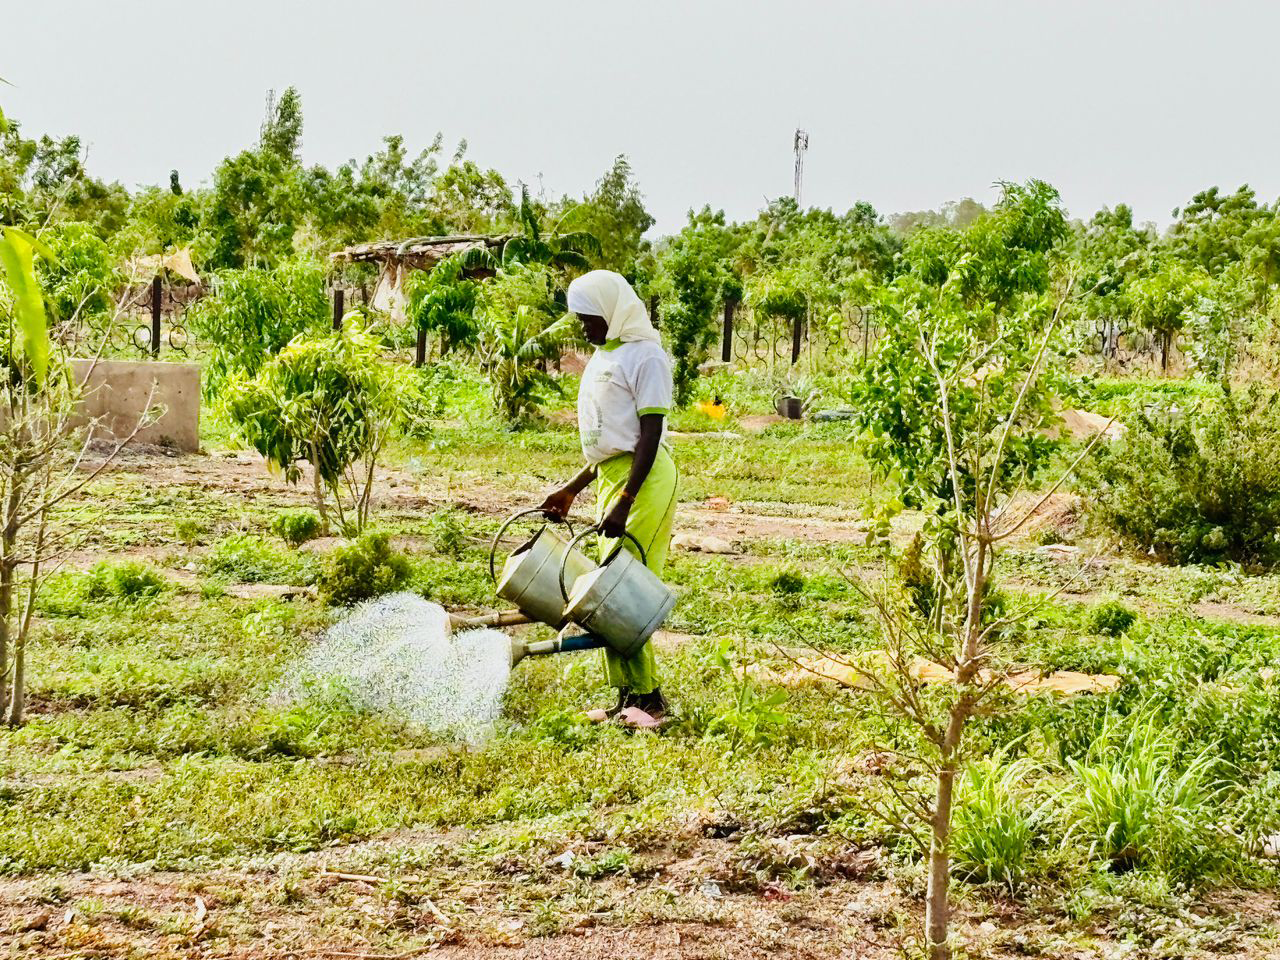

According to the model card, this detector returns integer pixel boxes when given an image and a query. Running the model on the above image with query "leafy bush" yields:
[272,509,323,547]
[188,259,329,396]
[426,508,469,558]
[1080,387,1280,565]
[173,517,204,546]
[40,561,167,615]
[1087,600,1137,636]
[226,324,423,534]
[84,561,167,603]
[203,533,313,584]
[317,531,412,606]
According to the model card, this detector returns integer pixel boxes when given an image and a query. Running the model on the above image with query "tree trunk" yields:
[925,762,957,960]
[311,454,330,536]
[7,627,24,726]
[0,556,14,725]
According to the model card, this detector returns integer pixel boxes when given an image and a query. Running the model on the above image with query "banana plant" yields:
[478,302,572,424]
[500,185,601,271]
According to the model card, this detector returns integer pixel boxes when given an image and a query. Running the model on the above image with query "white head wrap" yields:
[566,270,660,344]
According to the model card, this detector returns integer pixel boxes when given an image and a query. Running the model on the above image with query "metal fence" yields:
[719,302,882,373]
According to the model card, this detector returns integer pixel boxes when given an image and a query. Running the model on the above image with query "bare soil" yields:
[4,831,1275,959]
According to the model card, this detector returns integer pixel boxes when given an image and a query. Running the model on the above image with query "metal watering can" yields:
[489,508,596,629]
[557,528,677,659]
[487,508,676,667]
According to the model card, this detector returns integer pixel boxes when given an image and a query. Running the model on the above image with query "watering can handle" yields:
[487,508,577,583]
[558,526,648,603]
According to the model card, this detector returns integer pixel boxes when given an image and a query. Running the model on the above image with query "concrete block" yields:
[71,359,201,453]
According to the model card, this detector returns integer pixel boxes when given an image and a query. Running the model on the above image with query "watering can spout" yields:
[509,631,607,668]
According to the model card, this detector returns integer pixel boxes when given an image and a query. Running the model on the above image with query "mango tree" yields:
[226,322,422,535]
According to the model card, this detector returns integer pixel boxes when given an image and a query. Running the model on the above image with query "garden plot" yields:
[1,397,1278,960]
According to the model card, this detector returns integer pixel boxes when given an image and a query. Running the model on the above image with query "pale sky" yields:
[4,1,1278,235]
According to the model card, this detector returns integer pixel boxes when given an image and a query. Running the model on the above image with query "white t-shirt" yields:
[577,340,673,465]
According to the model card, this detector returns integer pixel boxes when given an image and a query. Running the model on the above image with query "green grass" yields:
[0,361,1276,947]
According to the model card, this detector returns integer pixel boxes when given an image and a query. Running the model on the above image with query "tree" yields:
[404,250,483,355]
[843,182,1085,958]
[203,87,308,269]
[225,323,422,535]
[655,207,741,406]
[500,185,600,272]
[0,226,147,725]
[475,264,573,424]
[1126,257,1208,371]
[568,155,654,275]
[186,259,330,396]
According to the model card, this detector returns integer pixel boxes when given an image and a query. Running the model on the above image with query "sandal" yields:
[586,687,630,723]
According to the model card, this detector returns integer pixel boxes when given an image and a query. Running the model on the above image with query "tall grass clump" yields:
[950,750,1048,890]
[1063,715,1239,885]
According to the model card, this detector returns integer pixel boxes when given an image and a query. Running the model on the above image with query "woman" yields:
[540,270,678,724]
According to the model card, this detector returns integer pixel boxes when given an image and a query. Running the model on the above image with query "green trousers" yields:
[594,446,678,695]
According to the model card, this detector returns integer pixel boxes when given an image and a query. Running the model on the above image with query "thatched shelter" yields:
[329,234,509,326]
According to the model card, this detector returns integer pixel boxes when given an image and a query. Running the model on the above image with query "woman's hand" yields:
[600,498,632,539]
[540,486,577,521]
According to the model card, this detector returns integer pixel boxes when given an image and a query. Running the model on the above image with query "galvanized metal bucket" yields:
[558,528,677,659]
[489,509,596,628]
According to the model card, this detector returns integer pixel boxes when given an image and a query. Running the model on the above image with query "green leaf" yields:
[0,229,51,384]
[3,226,55,262]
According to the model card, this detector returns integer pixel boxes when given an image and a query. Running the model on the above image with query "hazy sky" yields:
[4,1,1277,235]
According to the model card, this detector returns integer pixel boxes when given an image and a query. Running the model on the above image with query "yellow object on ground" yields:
[772,651,1121,696]
[594,446,678,694]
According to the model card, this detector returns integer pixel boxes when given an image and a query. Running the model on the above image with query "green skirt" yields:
[594,445,678,694]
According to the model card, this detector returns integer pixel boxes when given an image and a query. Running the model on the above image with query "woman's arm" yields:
[540,462,597,520]
[599,413,664,538]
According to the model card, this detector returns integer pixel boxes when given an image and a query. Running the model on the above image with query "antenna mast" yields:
[793,128,809,206]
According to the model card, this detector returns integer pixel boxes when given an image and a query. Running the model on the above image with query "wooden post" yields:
[332,288,344,331]
[150,276,162,358]
[415,326,427,367]
[721,299,734,363]
[791,314,803,365]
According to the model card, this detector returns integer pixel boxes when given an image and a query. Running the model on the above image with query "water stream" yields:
[275,592,513,742]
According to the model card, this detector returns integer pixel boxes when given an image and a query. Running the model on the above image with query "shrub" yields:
[272,509,323,548]
[226,325,422,534]
[203,533,313,584]
[173,518,204,546]
[82,560,167,603]
[426,509,468,558]
[769,570,806,595]
[1087,600,1137,636]
[1079,387,1280,566]
[317,532,412,606]
[39,562,168,616]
